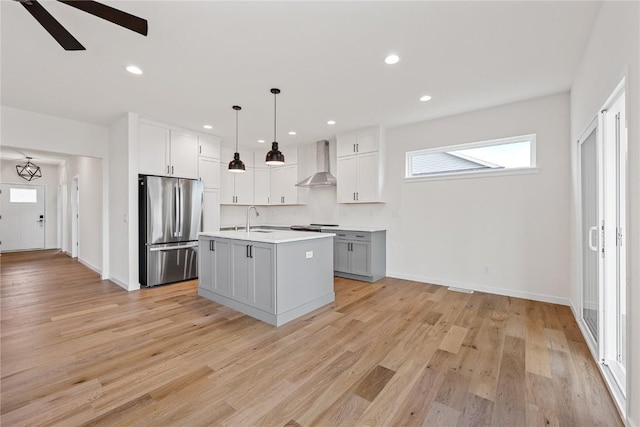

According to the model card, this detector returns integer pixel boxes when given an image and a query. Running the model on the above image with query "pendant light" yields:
[228,105,246,173]
[265,88,285,165]
[16,157,42,181]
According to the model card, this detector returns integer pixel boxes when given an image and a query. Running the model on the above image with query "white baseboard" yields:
[108,276,129,291]
[386,271,572,306]
[78,258,101,275]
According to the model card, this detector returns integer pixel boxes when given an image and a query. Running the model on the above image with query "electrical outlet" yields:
[483,264,490,274]
[306,251,313,259]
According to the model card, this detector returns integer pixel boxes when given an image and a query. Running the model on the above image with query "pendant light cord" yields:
[235,108,239,152]
[273,91,277,142]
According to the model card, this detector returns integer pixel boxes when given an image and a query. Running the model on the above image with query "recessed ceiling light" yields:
[258,139,266,143]
[384,54,400,65]
[327,120,336,125]
[126,65,143,75]
[288,131,296,135]
[419,95,432,102]
[203,125,213,129]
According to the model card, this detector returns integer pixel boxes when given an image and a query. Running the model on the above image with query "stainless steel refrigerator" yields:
[138,175,203,287]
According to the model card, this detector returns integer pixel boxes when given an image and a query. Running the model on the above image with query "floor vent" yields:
[447,286,474,294]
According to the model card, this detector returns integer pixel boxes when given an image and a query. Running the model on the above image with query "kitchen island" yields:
[198,230,335,326]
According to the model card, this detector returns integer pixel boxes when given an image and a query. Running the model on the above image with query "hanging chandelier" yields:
[16,157,42,181]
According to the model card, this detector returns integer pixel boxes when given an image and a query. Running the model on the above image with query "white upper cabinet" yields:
[139,123,170,176]
[138,122,199,179]
[198,157,220,189]
[254,167,271,205]
[336,127,384,203]
[169,131,198,179]
[270,164,298,205]
[336,128,380,157]
[198,136,220,159]
[198,135,221,189]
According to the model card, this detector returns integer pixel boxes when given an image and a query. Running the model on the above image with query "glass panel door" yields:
[579,125,600,344]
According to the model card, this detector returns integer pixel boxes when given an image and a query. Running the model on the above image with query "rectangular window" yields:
[405,134,536,180]
[10,188,37,203]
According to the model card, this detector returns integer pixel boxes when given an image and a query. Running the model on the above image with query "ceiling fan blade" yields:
[20,0,85,50]
[57,1,148,36]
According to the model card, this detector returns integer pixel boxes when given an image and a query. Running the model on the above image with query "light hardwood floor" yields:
[0,250,622,426]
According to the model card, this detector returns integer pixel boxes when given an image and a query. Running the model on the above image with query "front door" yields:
[0,183,46,251]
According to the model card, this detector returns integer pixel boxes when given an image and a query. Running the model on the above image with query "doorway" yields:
[578,78,627,411]
[0,183,46,251]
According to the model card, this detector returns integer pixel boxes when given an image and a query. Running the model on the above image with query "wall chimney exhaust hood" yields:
[296,140,337,187]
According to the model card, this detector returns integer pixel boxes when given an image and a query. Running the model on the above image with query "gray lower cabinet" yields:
[230,240,275,312]
[199,237,232,297]
[330,230,385,282]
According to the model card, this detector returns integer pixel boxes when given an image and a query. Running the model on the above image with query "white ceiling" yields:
[1,1,600,149]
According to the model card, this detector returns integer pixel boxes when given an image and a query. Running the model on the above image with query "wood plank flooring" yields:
[0,250,622,426]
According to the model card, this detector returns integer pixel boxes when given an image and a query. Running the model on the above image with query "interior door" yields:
[579,123,601,346]
[0,183,45,251]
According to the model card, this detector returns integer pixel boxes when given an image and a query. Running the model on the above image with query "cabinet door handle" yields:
[338,233,346,237]
[356,235,364,238]
[212,240,215,251]
[356,192,359,201]
[353,143,356,153]
[356,143,359,152]
[167,165,170,174]
[199,145,202,154]
[171,165,174,174]
[246,245,250,258]
[250,245,254,258]
[353,192,356,201]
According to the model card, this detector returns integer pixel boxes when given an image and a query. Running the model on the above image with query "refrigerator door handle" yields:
[177,185,183,237]
[173,184,179,237]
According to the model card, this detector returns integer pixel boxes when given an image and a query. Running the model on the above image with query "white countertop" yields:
[321,225,386,232]
[218,224,386,233]
[200,230,335,244]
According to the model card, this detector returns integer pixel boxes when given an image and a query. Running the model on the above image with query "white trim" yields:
[78,257,101,275]
[386,271,571,306]
[404,166,539,183]
[108,275,130,291]
[71,176,80,259]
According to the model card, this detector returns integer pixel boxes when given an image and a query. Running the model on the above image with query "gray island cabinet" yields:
[198,230,335,326]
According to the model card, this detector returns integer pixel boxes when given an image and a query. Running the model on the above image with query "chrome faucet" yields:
[246,205,259,232]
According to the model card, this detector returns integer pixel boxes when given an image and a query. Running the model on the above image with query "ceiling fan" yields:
[16,0,148,51]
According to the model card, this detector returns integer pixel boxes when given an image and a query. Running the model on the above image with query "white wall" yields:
[1,160,59,249]
[108,113,137,290]
[1,106,108,158]
[65,157,103,273]
[570,1,639,424]
[384,93,571,303]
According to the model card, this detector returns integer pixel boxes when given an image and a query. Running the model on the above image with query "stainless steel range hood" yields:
[296,140,337,187]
